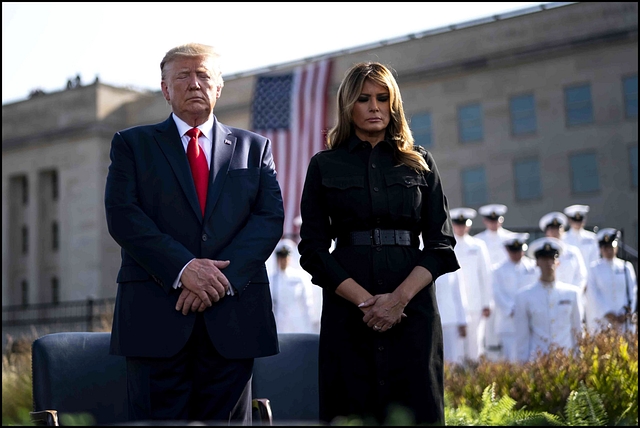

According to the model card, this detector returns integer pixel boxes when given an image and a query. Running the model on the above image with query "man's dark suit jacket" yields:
[104,114,284,360]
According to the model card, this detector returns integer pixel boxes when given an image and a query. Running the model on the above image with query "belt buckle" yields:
[372,228,382,246]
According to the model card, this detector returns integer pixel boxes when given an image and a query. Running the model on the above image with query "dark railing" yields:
[2,297,115,351]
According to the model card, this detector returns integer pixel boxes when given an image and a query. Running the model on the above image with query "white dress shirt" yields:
[453,234,493,312]
[492,256,539,334]
[435,271,468,327]
[269,266,321,334]
[563,228,600,271]
[585,258,637,333]
[514,280,582,362]
[435,270,467,363]
[169,114,235,294]
[556,243,588,293]
[474,228,514,270]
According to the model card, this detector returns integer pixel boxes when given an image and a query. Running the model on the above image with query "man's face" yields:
[536,254,559,274]
[569,219,584,230]
[483,217,499,232]
[277,255,290,270]
[507,248,523,263]
[161,55,222,124]
[600,244,617,260]
[545,226,561,239]
[452,223,468,237]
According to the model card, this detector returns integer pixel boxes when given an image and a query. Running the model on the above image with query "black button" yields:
[376,218,381,224]
[371,163,377,169]
[378,346,384,351]
[379,380,385,386]
[373,187,379,192]
[377,279,383,285]
[202,234,208,241]
[376,247,382,252]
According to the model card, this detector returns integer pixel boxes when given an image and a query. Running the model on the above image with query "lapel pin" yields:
[224,139,232,145]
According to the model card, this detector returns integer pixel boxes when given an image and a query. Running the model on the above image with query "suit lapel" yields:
[154,115,203,221]
[204,118,236,222]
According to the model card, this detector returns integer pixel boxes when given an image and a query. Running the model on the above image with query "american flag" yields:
[251,59,333,239]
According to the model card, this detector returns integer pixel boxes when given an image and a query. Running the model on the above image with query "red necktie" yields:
[186,128,209,215]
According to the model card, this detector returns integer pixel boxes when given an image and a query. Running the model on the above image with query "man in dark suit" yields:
[104,43,284,423]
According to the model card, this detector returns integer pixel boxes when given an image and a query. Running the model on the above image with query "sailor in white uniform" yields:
[562,205,600,269]
[434,270,468,364]
[474,204,515,270]
[492,233,539,362]
[474,203,515,361]
[539,212,588,295]
[268,241,322,334]
[514,237,583,363]
[585,228,637,334]
[449,207,493,361]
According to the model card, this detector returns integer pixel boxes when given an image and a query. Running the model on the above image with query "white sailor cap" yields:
[527,237,564,258]
[478,204,507,220]
[563,205,590,222]
[596,228,620,246]
[275,239,296,257]
[503,233,530,252]
[450,207,477,226]
[538,212,568,231]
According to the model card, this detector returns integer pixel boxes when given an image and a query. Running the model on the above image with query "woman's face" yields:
[352,79,390,144]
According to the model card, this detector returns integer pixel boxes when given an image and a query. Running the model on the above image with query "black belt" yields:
[336,229,418,247]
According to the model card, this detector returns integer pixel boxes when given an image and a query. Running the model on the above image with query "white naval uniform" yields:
[556,243,588,324]
[474,228,514,270]
[555,242,588,291]
[492,256,539,362]
[563,228,600,273]
[269,266,322,334]
[514,280,582,363]
[474,227,514,360]
[453,234,492,360]
[435,271,468,364]
[585,258,637,334]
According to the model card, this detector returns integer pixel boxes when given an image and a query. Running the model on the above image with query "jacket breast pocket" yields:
[227,168,260,201]
[322,176,365,218]
[384,172,427,219]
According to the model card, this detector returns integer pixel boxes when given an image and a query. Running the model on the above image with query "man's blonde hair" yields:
[160,43,223,86]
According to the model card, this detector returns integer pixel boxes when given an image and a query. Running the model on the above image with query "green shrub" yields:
[2,336,34,425]
[445,325,638,426]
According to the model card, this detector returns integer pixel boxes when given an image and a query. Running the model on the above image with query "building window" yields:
[461,166,487,206]
[570,152,600,194]
[21,226,28,254]
[623,75,638,119]
[52,221,59,251]
[565,84,594,126]
[410,112,433,148]
[514,159,542,200]
[630,146,638,188]
[458,103,483,143]
[21,280,28,306]
[51,170,59,201]
[22,176,29,205]
[510,94,537,135]
[52,277,60,304]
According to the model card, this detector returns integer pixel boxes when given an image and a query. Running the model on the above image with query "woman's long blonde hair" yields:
[326,62,429,172]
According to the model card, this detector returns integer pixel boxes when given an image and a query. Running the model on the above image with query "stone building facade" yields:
[2,2,637,307]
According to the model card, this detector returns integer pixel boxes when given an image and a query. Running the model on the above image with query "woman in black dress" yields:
[298,62,460,425]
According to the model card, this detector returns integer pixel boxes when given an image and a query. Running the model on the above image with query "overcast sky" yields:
[2,2,553,105]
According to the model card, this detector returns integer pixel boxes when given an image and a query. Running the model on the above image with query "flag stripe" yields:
[251,59,332,239]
